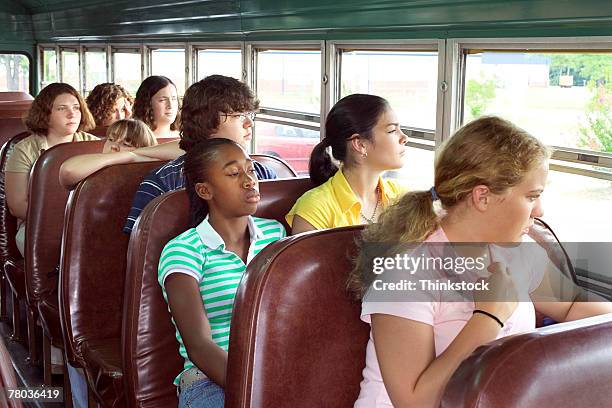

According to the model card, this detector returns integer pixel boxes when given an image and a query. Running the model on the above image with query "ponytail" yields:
[348,116,549,298]
[309,140,338,187]
[348,190,439,298]
[311,94,389,186]
[185,175,209,228]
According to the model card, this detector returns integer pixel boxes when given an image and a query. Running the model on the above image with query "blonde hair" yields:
[348,116,550,297]
[105,119,157,148]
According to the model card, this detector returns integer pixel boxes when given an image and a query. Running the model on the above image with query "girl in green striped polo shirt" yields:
[158,138,286,408]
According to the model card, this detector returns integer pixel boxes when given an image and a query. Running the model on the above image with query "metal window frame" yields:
[328,39,444,151]
[146,43,188,94]
[38,44,60,90]
[446,36,612,180]
[82,44,109,94]
[249,41,324,150]
[191,41,243,83]
[110,45,143,87]
[58,45,81,91]
[250,40,323,120]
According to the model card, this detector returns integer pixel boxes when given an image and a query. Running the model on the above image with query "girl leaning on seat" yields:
[350,116,612,408]
[158,138,286,408]
[4,82,98,256]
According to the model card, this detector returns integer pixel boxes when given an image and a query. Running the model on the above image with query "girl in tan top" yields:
[5,82,97,255]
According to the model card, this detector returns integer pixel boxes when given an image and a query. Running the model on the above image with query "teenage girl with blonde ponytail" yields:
[350,116,612,408]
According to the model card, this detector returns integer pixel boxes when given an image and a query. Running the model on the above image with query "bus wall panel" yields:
[26,0,612,42]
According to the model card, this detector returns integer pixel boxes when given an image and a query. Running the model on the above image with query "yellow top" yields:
[286,169,405,230]
[5,131,98,173]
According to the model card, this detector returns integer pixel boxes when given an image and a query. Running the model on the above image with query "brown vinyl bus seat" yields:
[0,100,31,160]
[442,314,612,408]
[0,91,33,102]
[59,160,169,408]
[251,154,298,178]
[0,132,30,342]
[25,141,105,384]
[122,177,313,407]
[225,226,369,408]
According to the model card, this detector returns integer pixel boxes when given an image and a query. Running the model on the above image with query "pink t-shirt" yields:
[355,227,547,407]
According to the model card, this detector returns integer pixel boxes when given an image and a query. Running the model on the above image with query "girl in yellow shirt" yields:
[287,94,408,233]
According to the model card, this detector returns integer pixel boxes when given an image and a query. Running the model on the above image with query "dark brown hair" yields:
[132,76,180,131]
[179,75,259,151]
[184,138,244,226]
[25,83,95,134]
[310,94,389,186]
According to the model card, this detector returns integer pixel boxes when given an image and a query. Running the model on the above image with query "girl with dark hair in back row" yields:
[133,75,180,139]
[286,93,408,234]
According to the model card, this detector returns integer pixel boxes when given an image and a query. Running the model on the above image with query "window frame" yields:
[0,51,33,94]
[191,41,244,83]
[447,36,612,181]
[328,39,445,151]
[146,43,188,95]
[83,45,109,95]
[110,45,143,93]
[58,45,81,91]
[249,41,324,150]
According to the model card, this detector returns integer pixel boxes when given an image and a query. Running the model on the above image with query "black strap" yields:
[473,309,504,328]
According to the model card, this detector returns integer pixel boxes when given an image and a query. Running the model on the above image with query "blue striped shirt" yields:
[123,155,277,233]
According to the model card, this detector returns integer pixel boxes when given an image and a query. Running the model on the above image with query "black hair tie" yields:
[473,309,504,328]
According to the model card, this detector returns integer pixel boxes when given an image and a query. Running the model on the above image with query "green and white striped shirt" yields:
[158,216,286,385]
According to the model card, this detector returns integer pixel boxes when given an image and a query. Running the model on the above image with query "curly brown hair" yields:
[179,75,259,151]
[25,83,95,134]
[86,83,134,126]
[132,76,180,131]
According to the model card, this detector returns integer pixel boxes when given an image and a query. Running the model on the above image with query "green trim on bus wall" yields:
[3,0,612,43]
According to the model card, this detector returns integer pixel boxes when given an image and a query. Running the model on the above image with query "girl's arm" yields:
[131,140,183,161]
[164,273,228,386]
[373,262,517,408]
[289,215,317,234]
[59,151,152,188]
[532,262,612,322]
[372,312,502,408]
[5,172,29,220]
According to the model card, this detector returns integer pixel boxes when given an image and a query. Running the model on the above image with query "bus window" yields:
[61,48,80,91]
[84,48,107,95]
[0,53,29,92]
[339,49,439,188]
[340,50,438,131]
[41,49,56,89]
[151,48,186,96]
[254,121,319,175]
[197,48,242,81]
[256,49,321,114]
[462,50,612,241]
[112,50,141,96]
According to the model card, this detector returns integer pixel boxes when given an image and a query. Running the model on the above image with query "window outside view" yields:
[197,49,242,81]
[61,50,80,90]
[151,48,185,96]
[464,52,612,241]
[255,50,321,174]
[0,54,29,92]
[112,51,141,96]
